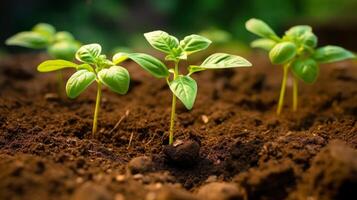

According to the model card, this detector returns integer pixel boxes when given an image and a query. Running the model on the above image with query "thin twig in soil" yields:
[127,132,134,149]
[108,110,130,134]
[145,133,157,146]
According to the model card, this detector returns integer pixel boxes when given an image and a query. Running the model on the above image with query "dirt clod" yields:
[163,140,200,167]
[289,140,357,200]
[127,156,154,174]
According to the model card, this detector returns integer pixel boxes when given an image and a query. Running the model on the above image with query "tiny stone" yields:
[133,174,144,180]
[114,193,125,200]
[205,175,218,183]
[71,182,111,200]
[197,182,243,200]
[115,175,126,182]
[44,93,60,101]
[201,115,209,124]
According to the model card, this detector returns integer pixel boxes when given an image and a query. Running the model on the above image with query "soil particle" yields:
[127,156,154,174]
[288,140,357,200]
[196,182,244,200]
[163,140,200,167]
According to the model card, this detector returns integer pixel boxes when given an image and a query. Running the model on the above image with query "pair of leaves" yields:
[65,66,130,99]
[128,52,252,79]
[144,30,212,60]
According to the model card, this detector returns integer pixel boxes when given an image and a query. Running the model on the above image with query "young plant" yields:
[125,30,252,145]
[6,23,80,96]
[246,18,355,115]
[37,44,130,137]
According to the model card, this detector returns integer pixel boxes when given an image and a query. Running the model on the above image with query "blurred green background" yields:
[1,0,357,54]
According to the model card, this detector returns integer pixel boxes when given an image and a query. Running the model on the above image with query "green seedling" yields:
[126,30,251,144]
[6,23,81,96]
[246,18,355,115]
[37,43,130,137]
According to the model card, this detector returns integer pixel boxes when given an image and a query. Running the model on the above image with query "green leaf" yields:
[75,43,102,64]
[128,53,169,78]
[245,18,279,41]
[32,23,56,38]
[5,31,50,49]
[200,53,252,69]
[188,65,206,75]
[37,59,78,72]
[313,45,355,63]
[98,66,130,95]
[179,34,212,55]
[251,38,276,51]
[144,30,179,54]
[284,25,317,48]
[269,42,297,64]
[285,25,312,37]
[54,31,75,42]
[112,52,129,64]
[169,75,197,110]
[66,70,96,99]
[291,58,319,84]
[76,64,94,72]
[48,41,79,60]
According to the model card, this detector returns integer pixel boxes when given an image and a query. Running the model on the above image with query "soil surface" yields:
[0,52,356,200]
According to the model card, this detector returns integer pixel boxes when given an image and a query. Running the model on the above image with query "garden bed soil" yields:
[0,52,356,200]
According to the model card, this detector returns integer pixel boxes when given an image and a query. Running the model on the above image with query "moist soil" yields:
[0,52,356,200]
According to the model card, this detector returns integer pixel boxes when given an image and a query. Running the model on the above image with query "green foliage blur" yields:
[1,0,357,54]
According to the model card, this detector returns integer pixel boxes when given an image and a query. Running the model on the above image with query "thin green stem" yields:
[277,63,289,115]
[292,76,298,112]
[92,81,102,138]
[56,70,64,98]
[169,61,179,145]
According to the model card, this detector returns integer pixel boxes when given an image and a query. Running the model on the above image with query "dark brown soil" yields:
[0,52,356,200]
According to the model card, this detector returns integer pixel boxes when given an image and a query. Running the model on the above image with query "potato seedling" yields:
[246,18,355,114]
[126,30,251,144]
[6,23,80,96]
[37,44,130,137]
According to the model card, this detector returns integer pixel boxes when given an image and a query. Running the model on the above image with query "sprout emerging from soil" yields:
[5,23,81,96]
[246,18,356,115]
[127,30,252,144]
[37,44,130,137]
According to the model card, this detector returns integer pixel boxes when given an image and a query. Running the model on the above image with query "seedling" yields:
[126,30,251,144]
[37,43,130,137]
[246,18,355,114]
[6,23,80,96]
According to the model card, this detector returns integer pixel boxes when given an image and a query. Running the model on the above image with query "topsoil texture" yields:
[0,52,356,200]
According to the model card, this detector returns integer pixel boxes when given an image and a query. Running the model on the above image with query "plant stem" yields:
[56,70,64,98]
[92,81,102,138]
[169,61,179,145]
[277,64,289,115]
[292,76,298,112]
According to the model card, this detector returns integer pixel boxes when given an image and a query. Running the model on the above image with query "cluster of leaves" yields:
[6,23,80,60]
[38,43,130,98]
[127,30,252,109]
[246,18,355,83]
